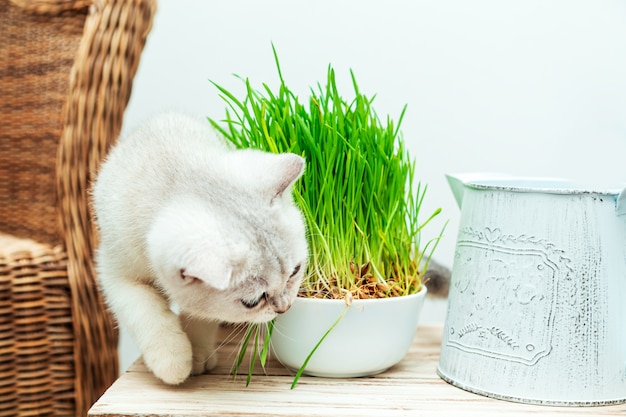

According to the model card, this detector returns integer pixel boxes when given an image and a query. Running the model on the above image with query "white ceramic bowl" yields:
[272,287,427,377]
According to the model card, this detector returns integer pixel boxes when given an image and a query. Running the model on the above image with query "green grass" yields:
[209,46,442,300]
[209,45,443,386]
[231,321,274,387]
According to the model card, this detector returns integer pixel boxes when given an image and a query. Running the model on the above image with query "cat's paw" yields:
[143,336,193,385]
[191,349,218,375]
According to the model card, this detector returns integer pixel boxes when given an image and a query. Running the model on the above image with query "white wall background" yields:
[117,0,626,372]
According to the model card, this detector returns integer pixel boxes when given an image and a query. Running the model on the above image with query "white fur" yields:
[92,113,308,385]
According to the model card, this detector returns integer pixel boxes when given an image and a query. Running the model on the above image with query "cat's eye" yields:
[290,264,301,278]
[241,292,266,309]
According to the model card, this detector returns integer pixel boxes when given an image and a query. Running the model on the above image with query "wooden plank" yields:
[89,326,626,417]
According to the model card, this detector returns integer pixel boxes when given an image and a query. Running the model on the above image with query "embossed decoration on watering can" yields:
[437,173,626,406]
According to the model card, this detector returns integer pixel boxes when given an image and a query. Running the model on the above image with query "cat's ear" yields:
[268,153,305,201]
[183,256,233,290]
[228,151,305,201]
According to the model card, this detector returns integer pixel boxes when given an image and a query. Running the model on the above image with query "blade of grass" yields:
[246,329,259,387]
[260,320,274,368]
[232,324,255,379]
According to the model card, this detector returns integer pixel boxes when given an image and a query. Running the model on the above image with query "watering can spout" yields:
[446,174,467,209]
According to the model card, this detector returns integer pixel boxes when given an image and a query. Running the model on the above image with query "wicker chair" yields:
[0,0,156,415]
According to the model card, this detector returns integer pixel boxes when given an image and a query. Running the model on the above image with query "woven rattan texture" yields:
[0,2,85,246]
[0,235,73,417]
[0,0,156,415]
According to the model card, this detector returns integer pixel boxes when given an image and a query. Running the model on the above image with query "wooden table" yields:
[88,326,625,416]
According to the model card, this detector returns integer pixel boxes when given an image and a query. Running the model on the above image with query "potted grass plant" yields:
[208,47,443,386]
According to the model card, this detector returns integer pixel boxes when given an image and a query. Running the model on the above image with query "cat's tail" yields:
[423,259,451,298]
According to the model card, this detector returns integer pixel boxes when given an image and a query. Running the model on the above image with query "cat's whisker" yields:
[265,322,299,379]
[226,321,283,379]
[269,319,299,344]
[218,323,247,353]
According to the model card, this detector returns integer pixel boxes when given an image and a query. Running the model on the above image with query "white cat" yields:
[92,113,308,385]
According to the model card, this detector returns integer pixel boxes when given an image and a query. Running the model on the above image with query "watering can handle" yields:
[617,187,626,216]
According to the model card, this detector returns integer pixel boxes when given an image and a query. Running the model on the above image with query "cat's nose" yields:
[269,296,291,314]
[274,304,291,315]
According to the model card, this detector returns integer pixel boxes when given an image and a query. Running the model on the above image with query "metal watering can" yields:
[437,173,626,406]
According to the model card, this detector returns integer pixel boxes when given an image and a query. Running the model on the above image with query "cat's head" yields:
[146,151,308,324]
